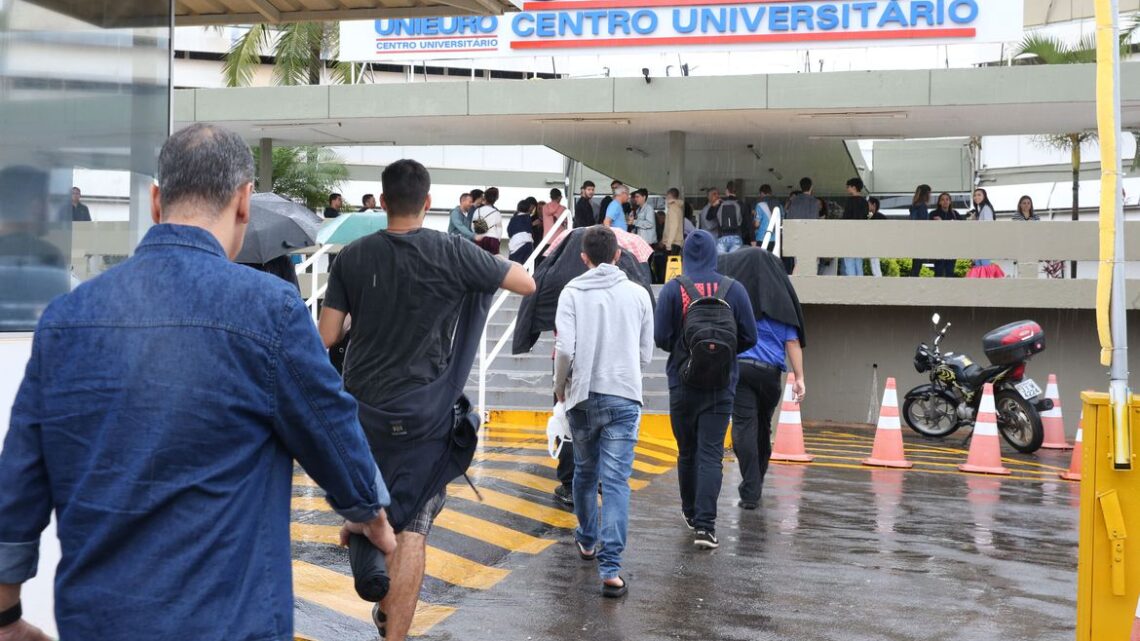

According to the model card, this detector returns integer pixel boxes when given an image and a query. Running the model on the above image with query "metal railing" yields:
[295,244,336,323]
[477,209,571,418]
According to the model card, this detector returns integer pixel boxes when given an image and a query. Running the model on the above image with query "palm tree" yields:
[222,22,357,87]
[256,145,348,211]
[1015,30,1134,277]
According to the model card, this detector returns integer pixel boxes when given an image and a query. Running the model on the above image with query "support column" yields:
[668,130,686,196]
[259,137,273,193]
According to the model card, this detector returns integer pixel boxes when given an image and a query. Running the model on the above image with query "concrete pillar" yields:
[668,130,686,196]
[259,138,273,193]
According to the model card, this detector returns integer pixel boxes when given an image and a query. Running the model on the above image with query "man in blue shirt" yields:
[604,184,630,231]
[0,123,395,641]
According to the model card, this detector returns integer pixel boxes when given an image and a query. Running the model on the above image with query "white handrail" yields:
[760,207,783,257]
[478,209,572,419]
[296,244,337,323]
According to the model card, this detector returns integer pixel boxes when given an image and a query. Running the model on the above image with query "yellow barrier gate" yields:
[1077,393,1139,640]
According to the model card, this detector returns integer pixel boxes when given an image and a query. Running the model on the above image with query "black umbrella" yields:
[234,193,322,263]
[512,227,655,355]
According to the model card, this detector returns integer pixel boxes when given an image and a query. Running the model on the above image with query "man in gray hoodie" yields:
[553,225,654,598]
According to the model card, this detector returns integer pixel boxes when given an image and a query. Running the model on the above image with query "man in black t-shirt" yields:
[318,160,535,641]
[323,192,342,219]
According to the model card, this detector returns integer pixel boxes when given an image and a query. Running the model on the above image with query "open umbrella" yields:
[544,225,653,262]
[234,193,322,263]
[317,212,388,245]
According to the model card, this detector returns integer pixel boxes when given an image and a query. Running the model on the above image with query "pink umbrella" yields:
[545,226,653,263]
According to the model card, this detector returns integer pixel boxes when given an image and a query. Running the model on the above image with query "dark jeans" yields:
[731,361,783,503]
[669,384,735,531]
[557,445,575,488]
[782,256,796,275]
[934,259,956,278]
[909,259,925,277]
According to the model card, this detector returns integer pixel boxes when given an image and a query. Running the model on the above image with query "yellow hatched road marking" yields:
[803,436,1070,472]
[481,437,677,464]
[291,560,454,637]
[802,442,1068,472]
[473,466,650,492]
[447,483,579,528]
[289,522,509,590]
[478,440,673,474]
[433,509,554,554]
[483,424,680,453]
[806,453,1056,477]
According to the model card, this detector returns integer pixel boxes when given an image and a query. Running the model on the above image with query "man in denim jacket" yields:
[0,124,395,641]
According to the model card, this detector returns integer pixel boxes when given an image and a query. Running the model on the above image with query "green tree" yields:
[255,145,348,211]
[1015,30,1134,276]
[222,22,357,87]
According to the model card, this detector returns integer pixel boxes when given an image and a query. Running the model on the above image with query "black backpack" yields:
[678,276,738,390]
[718,200,741,234]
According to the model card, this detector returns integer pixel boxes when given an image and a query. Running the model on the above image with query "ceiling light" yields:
[251,121,343,130]
[625,146,650,158]
[535,118,631,125]
[797,111,907,120]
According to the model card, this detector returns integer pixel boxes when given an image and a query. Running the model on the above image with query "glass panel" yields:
[0,0,171,331]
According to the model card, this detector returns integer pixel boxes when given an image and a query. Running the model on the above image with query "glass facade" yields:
[0,0,171,331]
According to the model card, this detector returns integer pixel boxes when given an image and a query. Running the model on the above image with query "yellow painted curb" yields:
[488,409,734,449]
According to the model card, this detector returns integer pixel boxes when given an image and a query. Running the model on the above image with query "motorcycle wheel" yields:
[902,392,960,438]
[994,390,1044,454]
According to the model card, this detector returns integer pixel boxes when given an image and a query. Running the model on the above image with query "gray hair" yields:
[157,123,253,219]
[614,184,630,197]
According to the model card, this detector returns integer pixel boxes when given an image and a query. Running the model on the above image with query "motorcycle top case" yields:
[982,320,1046,366]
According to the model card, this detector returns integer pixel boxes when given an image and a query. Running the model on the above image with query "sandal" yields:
[577,541,596,561]
[602,577,628,598]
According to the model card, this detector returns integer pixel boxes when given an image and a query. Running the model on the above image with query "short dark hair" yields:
[71,187,81,194]
[516,199,532,214]
[635,188,649,199]
[582,225,618,266]
[380,159,431,217]
[362,193,375,204]
[329,193,342,204]
[611,180,623,188]
[667,187,680,198]
[550,188,562,200]
[470,188,484,201]
[581,181,595,190]
[483,187,499,206]
[526,196,538,207]
[759,184,773,195]
[725,181,735,192]
[799,177,813,192]
[157,123,253,218]
[846,177,864,192]
[868,196,881,209]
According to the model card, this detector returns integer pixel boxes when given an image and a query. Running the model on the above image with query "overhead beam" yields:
[246,0,282,23]
[174,4,507,25]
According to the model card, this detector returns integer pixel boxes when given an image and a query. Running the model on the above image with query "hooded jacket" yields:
[553,263,654,410]
[654,230,757,389]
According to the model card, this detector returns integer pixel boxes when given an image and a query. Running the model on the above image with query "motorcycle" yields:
[903,314,1052,453]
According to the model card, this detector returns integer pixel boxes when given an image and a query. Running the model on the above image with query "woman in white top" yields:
[473,186,503,255]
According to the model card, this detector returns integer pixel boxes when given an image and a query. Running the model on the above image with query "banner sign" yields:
[340,1,1023,62]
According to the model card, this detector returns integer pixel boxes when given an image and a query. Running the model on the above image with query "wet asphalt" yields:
[293,426,1080,641]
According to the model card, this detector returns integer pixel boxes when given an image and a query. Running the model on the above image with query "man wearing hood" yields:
[654,230,756,549]
[554,226,654,598]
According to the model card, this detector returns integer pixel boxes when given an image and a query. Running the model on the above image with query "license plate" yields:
[1016,379,1043,399]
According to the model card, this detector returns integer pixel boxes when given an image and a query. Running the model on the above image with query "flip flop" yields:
[577,541,597,561]
[602,577,628,598]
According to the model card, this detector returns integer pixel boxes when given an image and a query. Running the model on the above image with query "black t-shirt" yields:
[324,207,340,219]
[324,228,510,405]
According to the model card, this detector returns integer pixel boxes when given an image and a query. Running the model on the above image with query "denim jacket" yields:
[0,224,388,641]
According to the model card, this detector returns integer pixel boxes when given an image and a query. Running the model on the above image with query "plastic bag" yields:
[546,402,572,459]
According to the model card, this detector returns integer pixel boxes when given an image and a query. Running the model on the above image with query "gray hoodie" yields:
[553,262,654,410]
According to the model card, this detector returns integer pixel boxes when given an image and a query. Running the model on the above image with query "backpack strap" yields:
[713,277,735,301]
[677,276,702,305]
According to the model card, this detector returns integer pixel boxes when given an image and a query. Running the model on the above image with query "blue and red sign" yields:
[340,0,1022,61]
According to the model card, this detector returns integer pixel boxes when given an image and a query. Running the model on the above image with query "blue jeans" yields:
[568,393,641,581]
[716,234,742,255]
[841,257,863,276]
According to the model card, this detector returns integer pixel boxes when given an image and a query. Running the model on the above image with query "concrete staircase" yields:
[465,288,672,413]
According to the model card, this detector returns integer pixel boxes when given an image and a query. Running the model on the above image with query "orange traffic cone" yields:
[1059,410,1083,482]
[959,384,1011,476]
[1040,374,1073,450]
[863,378,913,469]
[770,373,814,463]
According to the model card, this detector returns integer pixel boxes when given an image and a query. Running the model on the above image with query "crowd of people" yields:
[0,125,809,641]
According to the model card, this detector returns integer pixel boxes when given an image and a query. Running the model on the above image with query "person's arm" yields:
[552,290,575,403]
[603,216,613,228]
[786,338,805,402]
[639,289,655,368]
[729,283,758,353]
[654,283,678,351]
[319,307,347,348]
[501,262,536,296]
[450,208,475,240]
[0,335,54,641]
[272,296,394,551]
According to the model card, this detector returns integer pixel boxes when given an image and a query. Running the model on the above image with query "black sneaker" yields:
[682,514,695,530]
[738,499,759,510]
[694,529,719,550]
[553,485,574,507]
